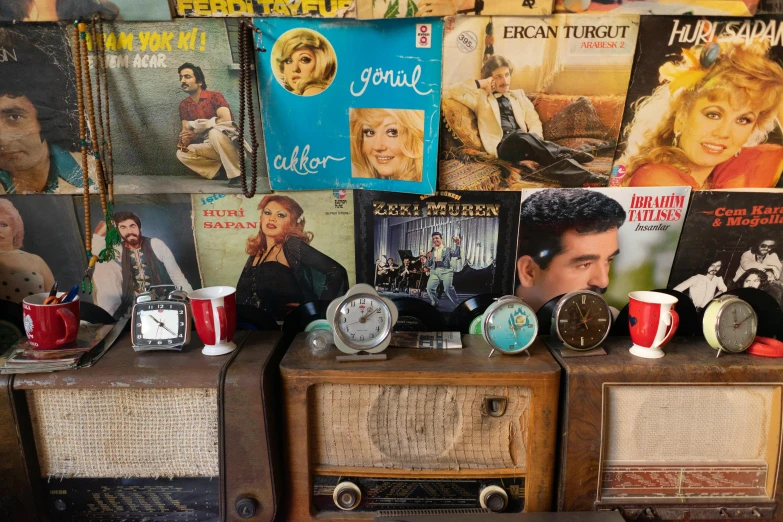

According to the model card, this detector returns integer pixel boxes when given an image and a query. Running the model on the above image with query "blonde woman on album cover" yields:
[273,29,336,97]
[0,199,54,304]
[618,39,783,189]
[350,108,424,182]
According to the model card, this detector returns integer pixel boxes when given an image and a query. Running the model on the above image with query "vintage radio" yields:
[374,510,627,522]
[553,336,783,521]
[0,330,284,522]
[280,334,561,520]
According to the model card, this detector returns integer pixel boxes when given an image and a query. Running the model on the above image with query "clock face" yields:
[334,294,391,349]
[484,299,537,354]
[555,291,611,350]
[132,302,188,347]
[716,300,757,352]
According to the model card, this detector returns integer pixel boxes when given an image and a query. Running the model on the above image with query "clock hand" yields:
[572,302,587,323]
[734,313,752,330]
[145,313,177,336]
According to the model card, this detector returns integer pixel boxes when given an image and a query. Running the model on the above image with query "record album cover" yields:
[668,190,783,311]
[177,0,356,17]
[357,0,551,19]
[0,24,101,195]
[75,195,202,319]
[0,196,87,305]
[439,14,639,191]
[354,190,521,313]
[613,16,783,189]
[1,0,172,22]
[89,19,269,194]
[193,190,355,321]
[515,186,691,313]
[256,18,443,194]
[554,0,757,16]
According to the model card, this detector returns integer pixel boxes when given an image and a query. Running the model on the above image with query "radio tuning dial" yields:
[236,497,258,518]
[479,485,508,512]
[333,481,361,511]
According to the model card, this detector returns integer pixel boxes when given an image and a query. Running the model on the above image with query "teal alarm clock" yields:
[482,296,538,356]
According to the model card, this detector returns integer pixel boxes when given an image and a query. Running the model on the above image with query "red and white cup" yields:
[22,293,80,349]
[628,291,679,359]
[188,286,237,356]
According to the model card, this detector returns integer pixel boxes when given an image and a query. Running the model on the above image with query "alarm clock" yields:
[703,295,757,356]
[131,285,191,351]
[552,290,612,351]
[327,283,398,354]
[482,296,538,356]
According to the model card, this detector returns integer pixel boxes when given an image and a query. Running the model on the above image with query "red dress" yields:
[627,144,783,188]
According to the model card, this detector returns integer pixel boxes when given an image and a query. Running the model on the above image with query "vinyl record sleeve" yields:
[357,0,551,19]
[553,0,757,16]
[255,18,442,194]
[612,16,783,189]
[89,19,269,195]
[193,190,355,321]
[439,14,639,191]
[515,186,691,313]
[75,194,203,320]
[1,0,173,22]
[0,24,97,195]
[667,190,783,316]
[176,0,356,17]
[354,190,521,316]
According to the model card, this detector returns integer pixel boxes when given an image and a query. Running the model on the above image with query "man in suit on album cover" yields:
[425,232,461,307]
[176,62,244,187]
[515,189,625,312]
[446,55,603,187]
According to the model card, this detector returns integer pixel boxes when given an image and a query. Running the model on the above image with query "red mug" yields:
[22,293,80,349]
[188,286,237,356]
[628,291,679,359]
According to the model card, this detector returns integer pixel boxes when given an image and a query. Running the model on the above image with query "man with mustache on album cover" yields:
[91,212,193,318]
[446,55,603,187]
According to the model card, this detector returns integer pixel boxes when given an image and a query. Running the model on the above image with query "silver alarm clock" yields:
[327,283,398,354]
[131,285,191,351]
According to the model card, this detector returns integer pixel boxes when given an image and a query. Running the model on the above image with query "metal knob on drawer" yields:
[333,481,361,511]
[479,485,508,512]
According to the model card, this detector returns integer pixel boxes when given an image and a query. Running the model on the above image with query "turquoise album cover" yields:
[255,18,443,194]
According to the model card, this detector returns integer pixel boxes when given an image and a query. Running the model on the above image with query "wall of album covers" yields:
[1,0,783,339]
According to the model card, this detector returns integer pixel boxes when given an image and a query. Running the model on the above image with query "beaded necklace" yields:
[237,20,261,198]
[73,17,121,292]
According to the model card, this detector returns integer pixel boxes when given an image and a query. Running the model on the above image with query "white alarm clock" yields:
[327,284,398,354]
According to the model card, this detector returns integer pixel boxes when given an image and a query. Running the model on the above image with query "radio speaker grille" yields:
[27,388,219,478]
[312,384,529,470]
[601,385,782,501]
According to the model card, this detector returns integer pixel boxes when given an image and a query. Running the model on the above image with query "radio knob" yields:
[333,481,362,511]
[235,497,257,518]
[479,485,508,512]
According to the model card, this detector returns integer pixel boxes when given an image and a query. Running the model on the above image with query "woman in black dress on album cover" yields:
[236,195,348,319]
